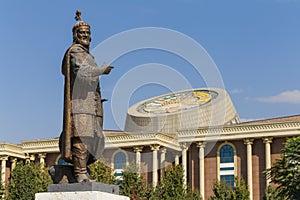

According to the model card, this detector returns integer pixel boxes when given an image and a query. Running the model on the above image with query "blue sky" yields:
[1,0,300,143]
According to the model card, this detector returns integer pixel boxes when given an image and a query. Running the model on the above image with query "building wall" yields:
[99,137,289,200]
[0,133,294,200]
[46,153,60,167]
[234,140,247,181]
[252,139,265,200]
[204,142,218,199]
[271,137,285,162]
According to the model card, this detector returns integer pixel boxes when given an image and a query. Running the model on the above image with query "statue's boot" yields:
[72,139,91,182]
[73,157,94,182]
[76,173,90,182]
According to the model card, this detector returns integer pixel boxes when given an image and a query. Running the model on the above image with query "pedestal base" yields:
[35,191,130,200]
[48,182,119,194]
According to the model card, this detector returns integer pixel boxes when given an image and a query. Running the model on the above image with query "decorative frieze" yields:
[178,121,300,142]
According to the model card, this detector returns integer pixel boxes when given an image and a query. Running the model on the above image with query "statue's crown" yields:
[72,10,90,33]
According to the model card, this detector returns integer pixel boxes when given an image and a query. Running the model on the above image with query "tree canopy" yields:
[6,162,52,200]
[266,136,300,199]
[209,177,249,200]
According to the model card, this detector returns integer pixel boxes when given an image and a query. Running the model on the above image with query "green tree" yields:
[266,136,300,199]
[89,158,117,184]
[120,165,152,200]
[209,180,232,200]
[0,181,5,200]
[152,165,202,200]
[231,178,249,200]
[209,177,249,200]
[7,162,52,200]
[263,185,283,200]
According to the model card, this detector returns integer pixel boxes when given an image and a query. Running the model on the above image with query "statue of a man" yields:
[59,10,113,183]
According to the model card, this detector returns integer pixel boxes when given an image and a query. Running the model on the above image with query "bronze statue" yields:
[59,10,113,183]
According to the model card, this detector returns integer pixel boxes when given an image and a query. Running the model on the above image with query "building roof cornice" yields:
[22,138,59,154]
[105,132,180,151]
[0,143,25,159]
[178,120,300,142]
[0,120,299,156]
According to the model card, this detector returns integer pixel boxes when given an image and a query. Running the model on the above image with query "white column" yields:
[10,157,17,171]
[181,143,188,186]
[175,153,180,166]
[26,154,35,163]
[1,156,8,186]
[244,139,254,200]
[150,144,160,187]
[30,154,36,161]
[133,146,143,176]
[160,148,167,178]
[197,141,206,199]
[263,137,273,186]
[25,153,30,163]
[38,153,47,168]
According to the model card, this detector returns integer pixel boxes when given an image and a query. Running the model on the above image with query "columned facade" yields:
[181,143,188,186]
[25,154,35,163]
[174,152,180,166]
[197,141,206,199]
[150,144,160,187]
[160,148,167,178]
[10,157,17,171]
[263,137,273,186]
[0,117,299,199]
[244,139,254,200]
[0,156,8,185]
[133,146,143,176]
[38,153,47,168]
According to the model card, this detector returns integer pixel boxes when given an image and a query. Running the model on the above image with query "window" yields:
[219,144,235,188]
[114,152,126,169]
[113,151,127,184]
[57,158,69,165]
[220,145,234,163]
[220,175,234,188]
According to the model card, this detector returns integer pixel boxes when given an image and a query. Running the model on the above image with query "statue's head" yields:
[72,10,91,48]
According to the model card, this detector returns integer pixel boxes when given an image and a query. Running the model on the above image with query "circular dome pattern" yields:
[125,88,240,133]
[137,90,218,114]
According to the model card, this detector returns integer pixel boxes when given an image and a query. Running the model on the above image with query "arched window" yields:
[113,151,127,183]
[56,155,70,166]
[114,152,127,170]
[57,158,69,165]
[219,144,235,188]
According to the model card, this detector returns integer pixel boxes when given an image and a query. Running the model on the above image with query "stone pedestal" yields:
[48,182,119,194]
[36,182,129,200]
[35,191,129,200]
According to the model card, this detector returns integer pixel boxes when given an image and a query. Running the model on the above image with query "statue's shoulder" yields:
[69,44,86,54]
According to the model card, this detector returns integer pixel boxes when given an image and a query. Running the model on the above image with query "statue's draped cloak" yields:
[60,44,103,162]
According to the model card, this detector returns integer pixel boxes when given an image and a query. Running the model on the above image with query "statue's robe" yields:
[60,44,106,163]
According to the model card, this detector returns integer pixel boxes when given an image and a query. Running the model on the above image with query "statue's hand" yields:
[100,63,114,75]
[103,66,114,74]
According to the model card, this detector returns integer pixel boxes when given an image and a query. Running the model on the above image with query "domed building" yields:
[1,88,299,200]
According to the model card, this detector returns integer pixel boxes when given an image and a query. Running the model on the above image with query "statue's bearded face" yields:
[75,27,91,47]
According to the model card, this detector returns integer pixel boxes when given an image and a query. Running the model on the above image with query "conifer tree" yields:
[89,157,117,184]
[266,136,300,199]
[152,165,202,200]
[209,177,249,200]
[7,162,52,200]
[120,165,152,200]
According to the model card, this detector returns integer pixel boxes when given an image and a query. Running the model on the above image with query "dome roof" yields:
[124,88,240,133]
